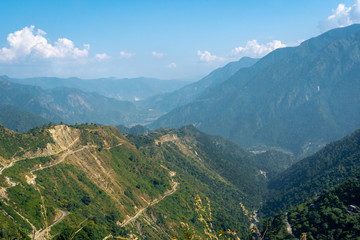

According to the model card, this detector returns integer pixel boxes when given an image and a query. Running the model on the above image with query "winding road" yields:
[121,180,179,227]
[2,135,178,240]
[30,146,90,239]
[31,145,90,174]
[0,159,17,175]
[102,176,179,240]
[33,210,69,240]
[1,143,89,239]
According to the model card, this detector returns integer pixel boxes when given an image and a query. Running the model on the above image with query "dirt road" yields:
[33,210,69,240]
[121,180,179,227]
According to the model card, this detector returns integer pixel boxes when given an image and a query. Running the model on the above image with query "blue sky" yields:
[0,0,359,80]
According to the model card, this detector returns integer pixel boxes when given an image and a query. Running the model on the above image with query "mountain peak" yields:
[152,25,360,157]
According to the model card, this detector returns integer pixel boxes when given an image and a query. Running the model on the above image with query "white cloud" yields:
[197,50,224,63]
[230,40,286,58]
[319,0,360,32]
[95,53,109,61]
[152,51,165,58]
[0,26,89,62]
[119,51,135,59]
[168,62,176,68]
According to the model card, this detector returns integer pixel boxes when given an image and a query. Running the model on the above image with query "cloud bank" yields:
[197,50,224,63]
[319,0,360,32]
[230,40,286,58]
[119,51,135,59]
[152,51,165,58]
[168,62,176,68]
[0,26,89,62]
[95,53,110,61]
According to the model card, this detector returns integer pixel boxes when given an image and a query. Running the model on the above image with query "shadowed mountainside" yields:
[152,24,360,157]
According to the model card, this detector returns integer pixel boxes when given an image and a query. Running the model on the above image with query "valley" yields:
[0,12,360,239]
[1,121,358,239]
[151,25,360,158]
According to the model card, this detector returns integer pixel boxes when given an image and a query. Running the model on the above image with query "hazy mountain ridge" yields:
[0,57,258,129]
[152,24,360,157]
[140,57,258,112]
[0,77,161,126]
[4,76,188,102]
[0,104,49,133]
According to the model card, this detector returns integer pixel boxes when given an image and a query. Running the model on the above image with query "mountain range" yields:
[0,123,359,239]
[152,24,360,157]
[0,104,49,133]
[0,77,165,127]
[2,25,360,158]
[139,57,258,112]
[1,24,360,240]
[4,76,188,102]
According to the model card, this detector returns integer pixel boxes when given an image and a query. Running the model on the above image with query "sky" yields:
[0,0,360,80]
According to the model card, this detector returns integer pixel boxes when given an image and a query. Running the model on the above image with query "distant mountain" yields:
[140,57,258,112]
[116,124,151,136]
[152,24,360,156]
[4,76,188,102]
[0,104,49,133]
[261,128,360,217]
[0,77,156,126]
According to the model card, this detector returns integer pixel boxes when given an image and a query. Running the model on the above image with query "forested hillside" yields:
[0,77,160,126]
[0,124,266,239]
[264,177,360,240]
[141,57,258,112]
[152,24,360,157]
[262,128,360,217]
[0,104,49,133]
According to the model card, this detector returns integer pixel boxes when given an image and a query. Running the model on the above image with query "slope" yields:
[5,76,188,102]
[261,128,360,217]
[0,77,157,126]
[141,57,258,112]
[116,124,151,136]
[0,124,174,239]
[0,104,49,133]
[152,24,360,157]
[264,177,360,240]
[124,126,267,239]
[0,124,267,239]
